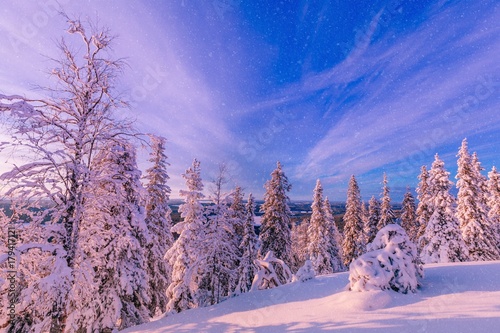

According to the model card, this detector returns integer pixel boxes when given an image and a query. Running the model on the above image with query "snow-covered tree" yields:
[487,167,500,250]
[420,154,469,264]
[342,175,365,267]
[259,162,293,267]
[196,165,239,306]
[350,224,422,293]
[0,17,141,331]
[291,219,309,272]
[234,194,259,295]
[416,166,432,250]
[229,186,246,243]
[456,139,499,260]
[324,197,344,272]
[292,260,315,283]
[377,173,396,229]
[250,251,293,291]
[365,196,380,245]
[400,188,419,243]
[68,142,150,332]
[307,180,334,275]
[165,159,205,313]
[143,135,174,316]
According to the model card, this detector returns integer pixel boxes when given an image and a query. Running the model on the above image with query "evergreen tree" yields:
[235,194,259,294]
[197,165,240,306]
[456,139,499,260]
[324,197,344,271]
[229,186,246,243]
[69,142,150,331]
[487,167,500,250]
[342,175,365,267]
[416,166,432,250]
[144,135,174,316]
[165,159,205,313]
[365,196,380,245]
[378,173,395,229]
[291,219,309,272]
[307,180,333,275]
[400,188,419,243]
[420,154,469,263]
[259,162,293,267]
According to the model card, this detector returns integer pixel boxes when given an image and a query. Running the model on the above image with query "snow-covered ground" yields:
[124,261,500,333]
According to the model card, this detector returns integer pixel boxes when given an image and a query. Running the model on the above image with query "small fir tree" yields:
[400,188,419,243]
[342,175,365,267]
[365,196,380,245]
[291,219,309,272]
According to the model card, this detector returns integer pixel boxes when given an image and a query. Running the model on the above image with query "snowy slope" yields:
[124,261,500,333]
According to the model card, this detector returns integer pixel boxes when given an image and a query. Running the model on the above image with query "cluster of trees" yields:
[0,18,499,333]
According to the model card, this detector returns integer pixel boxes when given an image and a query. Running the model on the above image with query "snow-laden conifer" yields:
[291,219,309,272]
[307,180,333,275]
[416,166,432,250]
[234,194,259,295]
[400,188,419,243]
[342,175,365,267]
[456,139,499,260]
[323,197,344,272]
[165,159,205,313]
[487,167,500,250]
[365,196,380,245]
[68,142,150,332]
[229,186,246,244]
[420,154,469,263]
[251,251,293,291]
[259,162,293,267]
[350,224,422,293]
[196,165,239,306]
[378,173,396,229]
[144,135,174,316]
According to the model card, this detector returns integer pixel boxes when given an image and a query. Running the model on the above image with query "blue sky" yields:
[0,0,499,201]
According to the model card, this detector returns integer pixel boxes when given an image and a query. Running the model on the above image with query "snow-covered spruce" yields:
[365,196,380,245]
[456,139,499,260]
[323,197,344,272]
[377,173,396,230]
[251,251,293,291]
[420,154,469,264]
[291,218,309,272]
[416,165,432,251]
[400,188,419,243]
[165,159,205,313]
[234,194,259,295]
[342,175,365,267]
[307,180,335,275]
[292,260,315,283]
[349,224,423,293]
[144,135,174,317]
[259,162,293,268]
[487,167,500,250]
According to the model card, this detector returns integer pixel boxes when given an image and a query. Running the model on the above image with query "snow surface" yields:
[124,261,500,333]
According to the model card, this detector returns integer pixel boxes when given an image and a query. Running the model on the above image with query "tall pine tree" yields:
[487,167,500,250]
[420,154,469,263]
[342,175,365,267]
[377,173,395,229]
[165,159,205,313]
[324,197,344,272]
[307,180,334,275]
[365,196,380,245]
[259,162,293,267]
[456,139,499,260]
[144,135,174,316]
[416,165,432,251]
